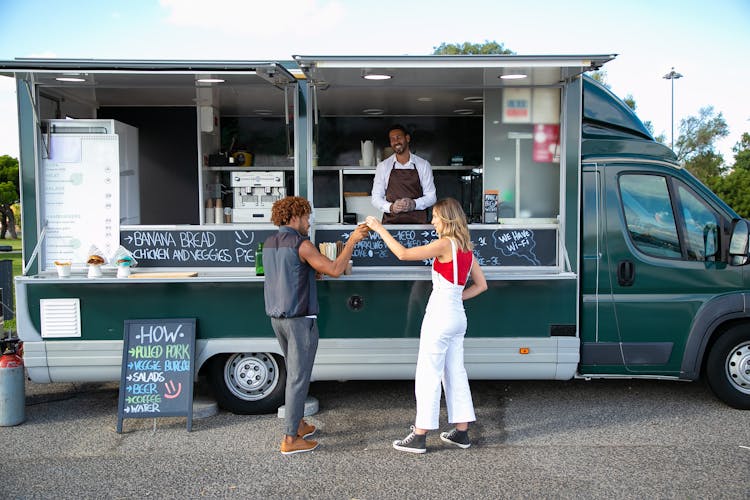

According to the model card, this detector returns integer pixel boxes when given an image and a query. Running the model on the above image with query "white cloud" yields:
[0,78,19,159]
[159,0,345,35]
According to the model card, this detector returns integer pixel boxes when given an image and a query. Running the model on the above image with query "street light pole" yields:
[663,67,683,150]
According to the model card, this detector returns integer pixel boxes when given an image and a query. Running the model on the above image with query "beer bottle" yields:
[255,242,264,276]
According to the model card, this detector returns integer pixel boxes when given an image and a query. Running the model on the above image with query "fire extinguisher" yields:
[0,339,25,426]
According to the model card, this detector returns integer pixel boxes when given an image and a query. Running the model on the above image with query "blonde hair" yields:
[433,198,473,251]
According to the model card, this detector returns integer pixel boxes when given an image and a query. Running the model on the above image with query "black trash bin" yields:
[0,259,13,321]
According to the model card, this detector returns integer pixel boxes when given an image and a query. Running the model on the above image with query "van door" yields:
[582,161,741,375]
[580,168,623,372]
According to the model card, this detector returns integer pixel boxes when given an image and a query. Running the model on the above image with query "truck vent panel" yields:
[40,298,81,338]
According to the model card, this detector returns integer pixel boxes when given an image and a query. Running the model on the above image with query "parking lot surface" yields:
[4,376,749,499]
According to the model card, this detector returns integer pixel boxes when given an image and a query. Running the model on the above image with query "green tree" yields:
[708,132,750,217]
[433,40,514,55]
[589,69,609,88]
[731,132,750,172]
[0,155,19,239]
[688,151,726,185]
[623,93,636,110]
[675,106,729,183]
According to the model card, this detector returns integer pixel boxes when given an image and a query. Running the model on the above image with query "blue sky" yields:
[1,0,748,161]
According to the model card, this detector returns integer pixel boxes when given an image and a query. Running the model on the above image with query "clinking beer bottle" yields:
[255,242,264,276]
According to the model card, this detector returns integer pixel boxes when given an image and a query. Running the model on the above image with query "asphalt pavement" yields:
[3,376,749,499]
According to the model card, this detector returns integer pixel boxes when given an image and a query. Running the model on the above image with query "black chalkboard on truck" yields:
[121,229,275,267]
[314,226,557,267]
[117,318,196,432]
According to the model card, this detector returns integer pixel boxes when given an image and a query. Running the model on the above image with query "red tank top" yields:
[433,248,473,285]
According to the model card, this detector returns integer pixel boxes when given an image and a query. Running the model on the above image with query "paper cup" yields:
[117,266,131,278]
[87,264,103,278]
[55,263,71,278]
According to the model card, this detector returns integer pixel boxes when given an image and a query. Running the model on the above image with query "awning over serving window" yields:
[293,54,616,116]
[0,59,297,116]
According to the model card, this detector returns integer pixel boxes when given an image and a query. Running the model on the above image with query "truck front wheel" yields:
[706,325,750,410]
[208,352,286,414]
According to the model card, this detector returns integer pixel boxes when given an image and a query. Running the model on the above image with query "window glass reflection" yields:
[619,175,681,258]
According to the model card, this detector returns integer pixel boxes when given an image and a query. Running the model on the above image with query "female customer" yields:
[365,198,488,453]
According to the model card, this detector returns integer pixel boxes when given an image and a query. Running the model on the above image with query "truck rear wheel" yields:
[208,352,286,414]
[706,325,750,410]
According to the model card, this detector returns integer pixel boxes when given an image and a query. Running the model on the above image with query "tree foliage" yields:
[731,132,750,172]
[675,107,729,182]
[589,70,609,88]
[433,40,514,55]
[707,132,750,217]
[0,155,19,239]
[688,151,726,185]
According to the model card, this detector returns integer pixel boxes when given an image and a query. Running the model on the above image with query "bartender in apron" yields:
[371,124,437,224]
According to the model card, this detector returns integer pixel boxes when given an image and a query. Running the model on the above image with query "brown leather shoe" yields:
[281,436,319,455]
[298,420,316,439]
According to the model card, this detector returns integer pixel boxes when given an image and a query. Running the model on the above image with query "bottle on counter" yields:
[255,242,264,276]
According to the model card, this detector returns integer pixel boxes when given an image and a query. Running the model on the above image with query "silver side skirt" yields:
[22,336,580,383]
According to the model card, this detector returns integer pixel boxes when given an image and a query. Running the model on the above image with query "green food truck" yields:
[2,54,749,413]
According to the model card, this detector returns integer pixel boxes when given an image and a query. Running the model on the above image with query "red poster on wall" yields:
[532,124,560,163]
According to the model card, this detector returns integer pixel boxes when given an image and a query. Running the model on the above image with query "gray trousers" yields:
[271,316,319,437]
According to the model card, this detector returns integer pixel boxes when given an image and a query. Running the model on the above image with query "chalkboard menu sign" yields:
[471,227,557,267]
[120,229,275,267]
[314,226,557,267]
[117,318,196,433]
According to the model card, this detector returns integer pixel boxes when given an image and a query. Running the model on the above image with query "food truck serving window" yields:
[0,60,297,270]
[295,54,611,225]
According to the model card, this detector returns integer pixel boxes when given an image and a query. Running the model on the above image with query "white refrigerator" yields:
[41,119,139,270]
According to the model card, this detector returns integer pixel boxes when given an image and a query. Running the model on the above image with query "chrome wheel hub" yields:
[726,341,750,395]
[224,353,279,401]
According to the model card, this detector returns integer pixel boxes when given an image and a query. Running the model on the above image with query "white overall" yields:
[414,239,477,430]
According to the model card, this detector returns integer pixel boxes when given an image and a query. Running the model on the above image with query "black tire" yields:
[705,325,750,410]
[207,352,286,414]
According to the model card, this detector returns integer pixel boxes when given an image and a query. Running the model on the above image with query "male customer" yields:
[371,124,437,224]
[264,196,368,454]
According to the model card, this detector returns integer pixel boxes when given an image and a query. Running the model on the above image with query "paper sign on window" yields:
[503,88,531,123]
[533,124,560,163]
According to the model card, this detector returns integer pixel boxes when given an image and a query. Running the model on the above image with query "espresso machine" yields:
[231,171,286,223]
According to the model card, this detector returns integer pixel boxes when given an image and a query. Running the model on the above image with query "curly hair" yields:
[433,198,473,252]
[271,196,312,226]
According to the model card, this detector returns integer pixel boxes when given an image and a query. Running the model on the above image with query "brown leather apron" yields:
[382,166,427,224]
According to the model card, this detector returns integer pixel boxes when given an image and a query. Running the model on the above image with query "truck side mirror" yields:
[728,218,750,266]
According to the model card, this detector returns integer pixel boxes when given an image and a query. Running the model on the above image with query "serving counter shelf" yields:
[19,266,574,284]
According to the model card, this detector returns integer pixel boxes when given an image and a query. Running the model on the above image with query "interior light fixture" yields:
[463,96,483,103]
[499,74,527,80]
[55,76,86,82]
[255,109,272,115]
[363,73,392,80]
[453,109,474,115]
[196,78,225,84]
[362,108,384,115]
[417,97,433,102]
